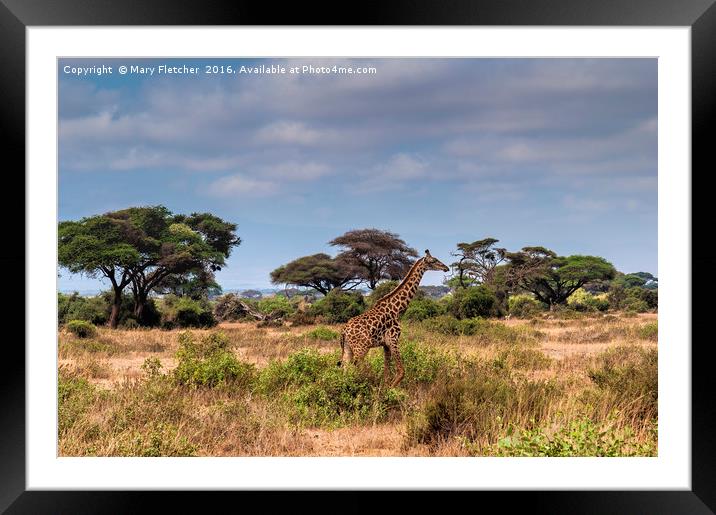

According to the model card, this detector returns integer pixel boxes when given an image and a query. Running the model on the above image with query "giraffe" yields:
[338,249,450,386]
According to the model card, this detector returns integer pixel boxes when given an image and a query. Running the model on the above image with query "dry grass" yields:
[58,312,657,457]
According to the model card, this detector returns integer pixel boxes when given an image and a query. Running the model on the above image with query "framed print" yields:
[4,0,715,512]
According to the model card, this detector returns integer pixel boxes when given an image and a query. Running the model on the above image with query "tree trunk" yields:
[133,291,148,324]
[109,288,122,329]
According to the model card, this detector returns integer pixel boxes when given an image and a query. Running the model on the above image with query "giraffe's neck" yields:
[379,258,427,315]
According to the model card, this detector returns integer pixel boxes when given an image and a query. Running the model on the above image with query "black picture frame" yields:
[3,0,714,512]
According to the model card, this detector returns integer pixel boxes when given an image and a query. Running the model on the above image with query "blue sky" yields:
[58,58,657,292]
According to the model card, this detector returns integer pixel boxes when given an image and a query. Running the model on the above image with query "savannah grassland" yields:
[58,313,657,457]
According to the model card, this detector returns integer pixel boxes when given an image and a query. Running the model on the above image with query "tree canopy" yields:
[58,205,240,327]
[450,237,507,288]
[505,248,616,307]
[329,228,418,289]
[270,253,361,295]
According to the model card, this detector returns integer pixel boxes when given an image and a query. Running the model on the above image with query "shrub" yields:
[174,332,255,388]
[310,290,365,323]
[141,357,163,378]
[638,322,658,341]
[288,310,317,326]
[608,285,657,312]
[626,286,658,310]
[508,294,542,317]
[491,416,656,457]
[588,346,657,422]
[256,348,403,427]
[257,295,295,318]
[621,297,650,313]
[122,318,140,330]
[160,296,217,329]
[448,286,497,319]
[402,297,445,321]
[304,326,340,340]
[406,362,559,447]
[66,320,97,338]
[421,315,464,335]
[58,293,109,326]
[567,288,609,312]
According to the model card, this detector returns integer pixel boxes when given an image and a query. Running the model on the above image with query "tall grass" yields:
[58,315,658,457]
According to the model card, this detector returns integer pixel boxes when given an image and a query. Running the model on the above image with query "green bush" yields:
[567,288,609,312]
[626,286,658,310]
[256,348,403,427]
[588,346,657,422]
[141,357,163,378]
[304,326,340,340]
[66,320,98,338]
[257,295,295,318]
[448,286,497,319]
[58,293,109,326]
[491,416,656,457]
[174,332,255,388]
[508,294,543,317]
[621,297,650,313]
[608,285,658,312]
[421,315,499,337]
[122,318,140,330]
[310,290,366,323]
[160,295,217,329]
[402,297,445,321]
[421,315,464,335]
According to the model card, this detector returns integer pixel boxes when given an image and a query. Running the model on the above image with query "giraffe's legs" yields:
[351,345,369,373]
[390,346,404,387]
[382,345,392,384]
[340,339,354,367]
[384,326,403,387]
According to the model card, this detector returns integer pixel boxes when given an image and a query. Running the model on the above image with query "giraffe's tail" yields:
[337,331,345,367]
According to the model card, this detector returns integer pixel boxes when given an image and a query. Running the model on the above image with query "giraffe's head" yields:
[422,249,450,272]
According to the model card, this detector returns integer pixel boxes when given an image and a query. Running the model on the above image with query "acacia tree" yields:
[59,216,141,328]
[329,228,418,289]
[116,208,240,323]
[506,247,616,308]
[59,206,240,327]
[270,253,361,295]
[450,237,507,288]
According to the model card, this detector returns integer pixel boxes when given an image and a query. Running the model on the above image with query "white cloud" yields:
[354,153,430,193]
[206,174,278,197]
[254,121,331,146]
